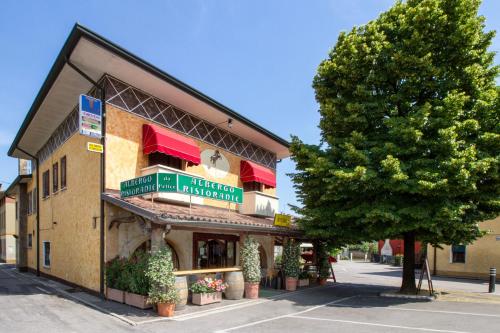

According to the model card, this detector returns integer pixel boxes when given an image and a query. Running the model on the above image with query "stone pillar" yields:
[150,224,165,253]
[17,183,28,271]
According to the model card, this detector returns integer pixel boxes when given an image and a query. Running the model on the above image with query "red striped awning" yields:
[240,160,276,188]
[143,124,201,165]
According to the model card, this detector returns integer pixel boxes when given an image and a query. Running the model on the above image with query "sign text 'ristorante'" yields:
[120,173,243,204]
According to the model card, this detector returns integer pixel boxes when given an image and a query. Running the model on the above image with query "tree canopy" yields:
[290,0,499,291]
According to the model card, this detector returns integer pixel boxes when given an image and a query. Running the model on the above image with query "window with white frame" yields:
[451,245,466,263]
[43,241,51,267]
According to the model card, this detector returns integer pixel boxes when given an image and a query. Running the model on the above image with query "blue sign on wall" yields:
[79,94,102,138]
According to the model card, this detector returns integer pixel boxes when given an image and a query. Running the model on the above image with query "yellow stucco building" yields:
[1,187,17,264]
[428,217,500,280]
[8,24,299,294]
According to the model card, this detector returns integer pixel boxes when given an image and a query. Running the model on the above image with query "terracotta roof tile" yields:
[102,192,300,235]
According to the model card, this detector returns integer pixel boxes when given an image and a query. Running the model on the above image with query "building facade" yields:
[8,24,298,294]
[428,216,500,280]
[0,188,17,263]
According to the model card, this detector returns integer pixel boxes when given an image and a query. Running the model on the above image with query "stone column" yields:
[150,224,165,254]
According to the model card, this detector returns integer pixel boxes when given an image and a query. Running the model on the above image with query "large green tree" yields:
[290,0,499,292]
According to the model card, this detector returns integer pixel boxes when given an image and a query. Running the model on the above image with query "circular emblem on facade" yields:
[201,149,230,179]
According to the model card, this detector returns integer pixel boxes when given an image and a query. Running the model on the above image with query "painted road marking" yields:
[290,316,470,333]
[135,284,341,325]
[332,303,500,318]
[214,296,357,332]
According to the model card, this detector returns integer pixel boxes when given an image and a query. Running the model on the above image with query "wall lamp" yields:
[216,118,233,129]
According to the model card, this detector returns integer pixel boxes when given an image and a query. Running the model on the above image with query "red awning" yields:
[143,124,201,164]
[240,160,276,188]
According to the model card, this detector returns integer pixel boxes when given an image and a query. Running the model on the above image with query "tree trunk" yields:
[400,232,416,294]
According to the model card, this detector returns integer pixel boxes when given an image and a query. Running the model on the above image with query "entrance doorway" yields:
[193,233,238,269]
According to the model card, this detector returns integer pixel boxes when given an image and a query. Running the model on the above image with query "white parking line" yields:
[213,296,356,332]
[290,316,470,333]
[137,284,341,324]
[332,303,500,318]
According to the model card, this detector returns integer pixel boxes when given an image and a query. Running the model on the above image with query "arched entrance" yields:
[133,239,180,270]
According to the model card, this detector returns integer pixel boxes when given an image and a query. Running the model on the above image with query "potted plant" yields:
[190,277,228,305]
[298,271,309,287]
[394,254,403,267]
[105,257,127,303]
[318,242,330,285]
[308,271,318,285]
[124,251,152,309]
[145,247,179,317]
[240,236,261,299]
[283,240,300,291]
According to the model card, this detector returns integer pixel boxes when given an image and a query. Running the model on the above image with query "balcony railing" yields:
[239,191,279,218]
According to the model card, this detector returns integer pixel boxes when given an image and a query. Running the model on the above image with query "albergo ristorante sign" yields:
[120,173,243,204]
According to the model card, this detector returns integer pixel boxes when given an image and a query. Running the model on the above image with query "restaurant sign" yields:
[274,214,292,228]
[79,94,102,138]
[120,173,243,204]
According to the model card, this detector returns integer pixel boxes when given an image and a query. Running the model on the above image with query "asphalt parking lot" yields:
[2,262,500,333]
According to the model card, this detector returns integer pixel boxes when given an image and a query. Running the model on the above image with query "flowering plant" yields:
[190,277,228,294]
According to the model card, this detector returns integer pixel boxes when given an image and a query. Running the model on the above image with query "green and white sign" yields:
[120,174,158,198]
[120,173,243,204]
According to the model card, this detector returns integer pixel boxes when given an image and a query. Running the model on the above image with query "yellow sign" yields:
[87,142,104,153]
[274,214,292,228]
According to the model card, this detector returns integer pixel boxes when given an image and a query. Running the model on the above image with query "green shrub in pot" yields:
[283,240,300,278]
[145,247,179,307]
[240,237,261,283]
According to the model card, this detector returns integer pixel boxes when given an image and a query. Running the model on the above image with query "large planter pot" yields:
[224,271,244,300]
[318,278,327,286]
[157,302,175,317]
[175,276,188,311]
[192,292,222,306]
[285,277,297,291]
[125,292,152,309]
[106,287,124,303]
[244,282,259,299]
[298,279,309,287]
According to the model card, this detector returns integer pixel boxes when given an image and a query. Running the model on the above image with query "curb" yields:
[13,268,338,326]
[379,291,436,301]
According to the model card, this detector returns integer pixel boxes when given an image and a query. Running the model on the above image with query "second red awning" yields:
[143,123,201,165]
[240,160,276,188]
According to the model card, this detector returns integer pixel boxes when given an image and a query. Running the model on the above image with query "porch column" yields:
[150,224,165,253]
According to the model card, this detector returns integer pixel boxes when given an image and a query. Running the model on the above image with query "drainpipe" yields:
[99,84,106,297]
[17,147,40,276]
[65,57,106,297]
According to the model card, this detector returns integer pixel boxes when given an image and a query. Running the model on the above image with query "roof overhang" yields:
[102,193,302,236]
[5,175,32,196]
[9,24,290,160]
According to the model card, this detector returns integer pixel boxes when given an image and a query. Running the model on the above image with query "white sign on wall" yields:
[201,149,230,179]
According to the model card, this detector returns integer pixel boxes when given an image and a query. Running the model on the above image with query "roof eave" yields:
[9,23,290,158]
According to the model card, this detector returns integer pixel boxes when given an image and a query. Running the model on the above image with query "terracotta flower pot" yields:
[286,277,298,291]
[106,287,124,303]
[298,279,309,287]
[157,302,175,317]
[318,278,327,286]
[124,292,152,309]
[192,292,222,305]
[244,282,259,299]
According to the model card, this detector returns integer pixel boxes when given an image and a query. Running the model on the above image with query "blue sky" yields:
[0,0,499,211]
